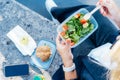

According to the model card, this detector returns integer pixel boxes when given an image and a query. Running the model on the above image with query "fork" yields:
[83,5,101,20]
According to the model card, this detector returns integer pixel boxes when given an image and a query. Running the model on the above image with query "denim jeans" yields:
[52,5,119,80]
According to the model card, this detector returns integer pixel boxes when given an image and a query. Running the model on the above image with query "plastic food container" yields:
[33,74,45,80]
[31,39,56,70]
[57,8,98,48]
[7,25,56,70]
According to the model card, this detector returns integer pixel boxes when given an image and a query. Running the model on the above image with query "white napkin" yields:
[88,43,112,69]
[7,25,37,56]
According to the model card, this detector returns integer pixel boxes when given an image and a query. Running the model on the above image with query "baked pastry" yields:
[36,46,51,62]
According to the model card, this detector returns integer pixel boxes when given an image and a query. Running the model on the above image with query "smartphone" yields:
[4,64,29,77]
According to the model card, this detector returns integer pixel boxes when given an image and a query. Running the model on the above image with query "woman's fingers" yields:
[61,41,66,45]
[116,35,120,40]
[99,0,110,17]
[102,7,108,16]
[56,34,71,49]
[100,7,104,14]
[98,0,106,15]
[106,0,111,3]
[99,0,112,7]
[99,0,103,2]
[96,2,99,6]
[56,34,67,46]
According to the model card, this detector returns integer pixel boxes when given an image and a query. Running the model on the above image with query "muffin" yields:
[36,46,51,62]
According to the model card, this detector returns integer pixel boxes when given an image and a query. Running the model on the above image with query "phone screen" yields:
[4,64,29,77]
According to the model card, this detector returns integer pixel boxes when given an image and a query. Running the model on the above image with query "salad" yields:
[60,13,94,46]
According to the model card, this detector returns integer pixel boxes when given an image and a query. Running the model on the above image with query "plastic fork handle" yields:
[90,5,101,15]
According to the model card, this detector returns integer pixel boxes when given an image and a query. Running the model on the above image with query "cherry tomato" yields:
[60,31,66,36]
[74,13,81,18]
[62,24,69,31]
[80,19,87,24]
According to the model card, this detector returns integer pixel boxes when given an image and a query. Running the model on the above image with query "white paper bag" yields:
[88,43,112,69]
[7,25,37,56]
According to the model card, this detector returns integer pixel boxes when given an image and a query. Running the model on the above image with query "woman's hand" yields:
[97,0,120,24]
[56,35,77,79]
[56,35,73,67]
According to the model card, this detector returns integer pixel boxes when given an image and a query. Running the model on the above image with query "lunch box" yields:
[57,8,98,48]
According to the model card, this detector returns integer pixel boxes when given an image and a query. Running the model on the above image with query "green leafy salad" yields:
[60,13,94,46]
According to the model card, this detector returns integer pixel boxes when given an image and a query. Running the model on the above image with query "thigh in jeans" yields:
[72,6,119,57]
[88,6,119,47]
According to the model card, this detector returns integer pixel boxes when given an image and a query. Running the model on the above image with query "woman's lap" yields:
[52,5,119,57]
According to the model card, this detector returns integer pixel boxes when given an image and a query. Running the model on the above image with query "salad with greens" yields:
[60,13,94,46]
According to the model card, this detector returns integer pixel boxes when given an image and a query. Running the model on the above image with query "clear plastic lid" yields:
[57,8,98,48]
